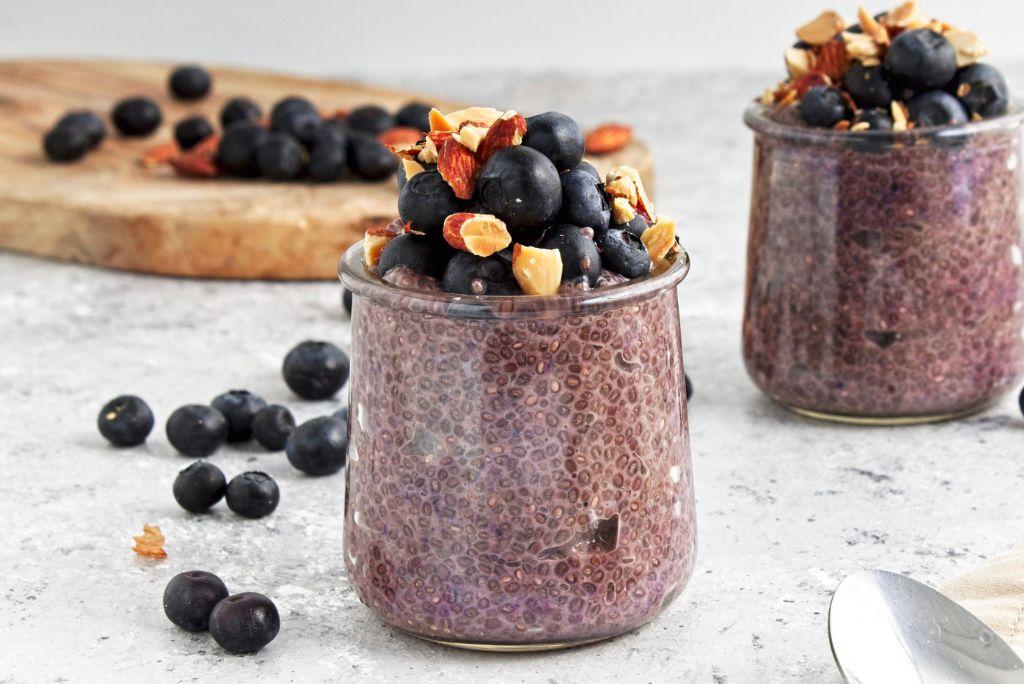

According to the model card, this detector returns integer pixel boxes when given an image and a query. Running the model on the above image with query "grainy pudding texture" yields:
[343,283,696,646]
[744,120,1024,418]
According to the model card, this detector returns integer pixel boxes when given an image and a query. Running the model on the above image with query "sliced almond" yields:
[850,121,871,132]
[605,166,653,222]
[891,100,909,132]
[455,125,490,153]
[885,1,927,29]
[641,217,678,263]
[132,524,167,559]
[843,31,881,64]
[402,158,426,182]
[364,231,396,270]
[611,196,636,224]
[784,47,816,78]
[512,244,562,296]
[428,108,454,132]
[444,106,504,130]
[796,10,845,46]
[442,213,511,257]
[945,29,988,67]
[858,6,890,45]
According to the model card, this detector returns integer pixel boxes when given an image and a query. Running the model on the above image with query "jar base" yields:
[785,402,991,426]
[406,631,609,652]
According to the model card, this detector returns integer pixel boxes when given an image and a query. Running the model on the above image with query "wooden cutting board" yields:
[0,59,654,280]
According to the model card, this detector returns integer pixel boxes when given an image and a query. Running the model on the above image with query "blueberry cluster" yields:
[367,107,681,296]
[766,4,1009,132]
[42,110,107,163]
[163,571,279,654]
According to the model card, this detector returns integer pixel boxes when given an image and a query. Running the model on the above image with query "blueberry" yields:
[333,405,349,424]
[257,132,306,181]
[398,169,466,237]
[271,109,321,148]
[522,112,585,171]
[251,405,295,451]
[173,461,227,513]
[44,126,90,163]
[618,213,651,238]
[342,288,353,316]
[346,105,395,135]
[442,252,519,295]
[593,227,651,279]
[270,97,316,130]
[798,86,850,128]
[885,29,957,90]
[97,395,154,447]
[282,340,350,400]
[560,169,610,232]
[174,115,214,151]
[952,64,1009,118]
[476,146,562,236]
[907,91,968,128]
[210,390,267,442]
[394,102,432,132]
[539,224,602,286]
[853,108,894,131]
[220,97,262,128]
[313,119,349,149]
[1019,386,1024,418]
[163,570,229,632]
[843,63,894,109]
[112,97,162,136]
[225,472,279,519]
[572,160,601,182]
[308,141,347,182]
[285,417,348,476]
[217,122,270,177]
[166,405,228,457]
[209,592,280,654]
[685,374,693,401]
[168,65,211,100]
[377,233,448,278]
[347,133,398,180]
[56,110,106,149]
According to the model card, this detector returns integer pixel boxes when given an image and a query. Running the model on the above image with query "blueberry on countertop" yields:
[540,224,602,286]
[282,340,350,400]
[313,119,349,149]
[166,405,228,457]
[394,101,432,132]
[952,64,1009,118]
[173,461,227,513]
[251,404,295,451]
[174,115,215,151]
[347,133,398,180]
[225,472,280,519]
[853,108,894,131]
[376,233,449,279]
[572,160,601,182]
[163,571,229,632]
[398,169,466,236]
[907,91,968,127]
[594,227,652,279]
[286,416,348,476]
[220,97,262,128]
[843,63,894,109]
[210,390,268,442]
[560,169,611,232]
[56,110,106,149]
[209,592,280,654]
[345,105,395,135]
[257,132,306,181]
[97,395,154,447]
[44,125,91,163]
[885,29,957,90]
[112,97,162,136]
[523,112,585,171]
[270,96,317,130]
[442,252,519,295]
[271,108,321,148]
[476,146,562,235]
[169,65,212,100]
[308,141,347,182]
[798,86,850,128]
[217,121,270,177]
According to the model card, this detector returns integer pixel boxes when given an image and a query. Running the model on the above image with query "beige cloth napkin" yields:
[940,546,1024,656]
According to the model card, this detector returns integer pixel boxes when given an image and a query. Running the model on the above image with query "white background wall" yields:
[0,0,1021,78]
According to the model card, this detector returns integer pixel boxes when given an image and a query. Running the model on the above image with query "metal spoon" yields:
[829,570,1024,683]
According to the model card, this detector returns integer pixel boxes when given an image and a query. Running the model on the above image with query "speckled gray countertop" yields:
[3,69,1024,683]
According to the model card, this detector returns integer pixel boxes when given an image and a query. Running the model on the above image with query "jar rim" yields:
[744,100,1024,146]
[338,240,690,320]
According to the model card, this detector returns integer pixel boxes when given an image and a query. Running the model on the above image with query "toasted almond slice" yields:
[132,524,167,559]
[891,100,909,132]
[858,6,890,44]
[785,47,816,78]
[444,107,504,130]
[843,31,881,63]
[443,213,511,256]
[611,197,636,224]
[641,217,678,263]
[606,166,653,221]
[605,175,637,206]
[945,29,988,67]
[796,10,845,46]
[402,158,426,182]
[428,108,454,132]
[512,244,562,296]
[417,136,439,164]
[364,231,396,269]
[886,1,927,29]
[850,121,871,132]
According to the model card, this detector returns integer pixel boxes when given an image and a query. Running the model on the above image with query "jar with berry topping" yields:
[743,103,1024,423]
[338,242,696,650]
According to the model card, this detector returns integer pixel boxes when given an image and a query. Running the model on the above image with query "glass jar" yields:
[743,105,1024,424]
[339,244,696,651]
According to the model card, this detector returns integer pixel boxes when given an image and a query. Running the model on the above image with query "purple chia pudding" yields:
[339,244,695,649]
[743,104,1024,421]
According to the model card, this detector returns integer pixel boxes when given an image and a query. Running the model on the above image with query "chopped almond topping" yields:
[785,48,816,78]
[641,217,679,263]
[605,166,653,222]
[891,100,909,132]
[816,41,850,81]
[436,136,480,199]
[455,125,490,153]
[364,222,402,269]
[418,136,439,164]
[401,158,426,182]
[796,10,845,46]
[428,108,454,132]
[444,107,504,130]
[850,121,871,131]
[584,123,634,154]
[945,29,988,67]
[443,213,511,256]
[885,1,927,29]
[512,244,563,296]
[956,82,972,98]
[610,196,636,224]
[858,6,890,44]
[132,524,167,559]
[477,111,528,163]
[843,31,881,65]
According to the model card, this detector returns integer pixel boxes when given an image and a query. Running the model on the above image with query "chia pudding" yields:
[743,3,1024,422]
[339,105,695,648]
